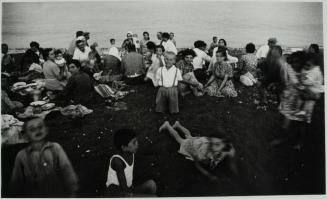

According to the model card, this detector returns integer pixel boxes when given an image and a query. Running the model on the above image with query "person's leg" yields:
[168,87,179,114]
[172,121,192,139]
[159,121,184,144]
[155,87,168,113]
[133,179,157,195]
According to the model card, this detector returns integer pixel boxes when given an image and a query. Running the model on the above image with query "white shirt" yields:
[256,44,270,58]
[162,40,178,55]
[106,154,134,188]
[73,46,91,62]
[108,46,121,61]
[156,65,183,87]
[193,48,211,70]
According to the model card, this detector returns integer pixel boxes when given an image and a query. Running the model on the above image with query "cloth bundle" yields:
[60,104,93,118]
[1,114,27,144]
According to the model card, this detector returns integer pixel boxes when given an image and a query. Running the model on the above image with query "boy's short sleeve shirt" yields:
[156,65,182,87]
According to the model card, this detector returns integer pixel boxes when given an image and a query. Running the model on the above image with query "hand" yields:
[197,83,204,90]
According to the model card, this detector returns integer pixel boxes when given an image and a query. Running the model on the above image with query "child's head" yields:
[114,129,138,153]
[146,41,156,53]
[161,32,170,42]
[23,117,48,143]
[245,43,256,54]
[164,51,176,68]
[304,52,318,70]
[110,38,115,45]
[54,49,63,60]
[68,59,81,74]
[194,40,207,51]
[156,45,165,56]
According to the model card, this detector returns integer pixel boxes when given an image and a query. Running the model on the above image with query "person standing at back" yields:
[169,32,176,47]
[256,37,278,60]
[161,32,177,55]
[192,40,211,84]
[67,31,84,58]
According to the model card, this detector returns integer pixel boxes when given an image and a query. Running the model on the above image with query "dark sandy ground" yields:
[2,80,325,197]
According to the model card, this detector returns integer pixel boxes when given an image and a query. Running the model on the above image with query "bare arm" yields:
[204,74,215,88]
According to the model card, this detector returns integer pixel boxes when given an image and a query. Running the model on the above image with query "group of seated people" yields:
[1,30,324,197]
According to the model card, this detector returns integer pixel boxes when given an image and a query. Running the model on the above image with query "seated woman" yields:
[62,60,93,105]
[43,48,69,91]
[204,48,237,97]
[176,49,203,96]
[239,43,258,86]
[209,39,239,71]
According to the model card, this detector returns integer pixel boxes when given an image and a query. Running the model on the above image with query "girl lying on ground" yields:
[159,121,238,181]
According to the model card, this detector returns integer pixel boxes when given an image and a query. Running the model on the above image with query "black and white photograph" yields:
[1,0,326,197]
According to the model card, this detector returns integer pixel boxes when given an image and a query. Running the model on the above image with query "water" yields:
[1,1,323,49]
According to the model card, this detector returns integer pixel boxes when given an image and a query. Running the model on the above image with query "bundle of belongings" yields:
[94,83,130,100]
[60,104,93,118]
[1,114,27,144]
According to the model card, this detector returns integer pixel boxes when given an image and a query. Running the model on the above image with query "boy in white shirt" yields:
[155,51,183,114]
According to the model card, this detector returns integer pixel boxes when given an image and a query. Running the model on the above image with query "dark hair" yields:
[30,41,40,49]
[127,43,136,52]
[146,41,156,51]
[194,40,207,48]
[213,36,217,40]
[245,43,256,53]
[216,47,228,61]
[309,44,319,54]
[182,48,196,58]
[42,48,54,60]
[54,49,63,56]
[113,129,136,151]
[143,31,149,36]
[156,45,165,52]
[305,52,319,65]
[162,32,170,39]
[218,39,227,46]
[76,31,84,38]
[110,38,115,43]
[68,59,82,69]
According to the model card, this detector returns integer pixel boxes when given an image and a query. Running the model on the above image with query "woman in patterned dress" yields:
[204,48,237,97]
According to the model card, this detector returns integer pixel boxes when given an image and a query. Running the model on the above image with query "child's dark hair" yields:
[156,45,165,52]
[309,43,319,54]
[245,43,255,53]
[54,49,63,56]
[113,129,137,151]
[194,40,207,49]
[110,38,115,44]
[162,32,170,39]
[143,31,149,36]
[146,41,156,51]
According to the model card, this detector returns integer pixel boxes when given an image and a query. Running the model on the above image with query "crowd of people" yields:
[1,30,324,197]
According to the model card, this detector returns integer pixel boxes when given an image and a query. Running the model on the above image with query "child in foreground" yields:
[155,51,183,114]
[9,117,79,197]
[105,129,157,197]
[295,53,324,123]
[159,121,238,180]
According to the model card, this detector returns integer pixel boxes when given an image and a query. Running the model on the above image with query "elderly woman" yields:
[204,48,237,97]
[43,48,69,91]
[176,49,203,96]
